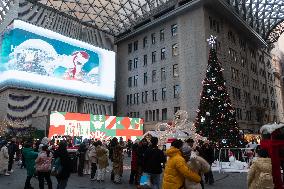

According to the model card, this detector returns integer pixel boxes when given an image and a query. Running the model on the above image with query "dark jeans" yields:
[78,158,84,176]
[38,171,52,189]
[90,163,97,179]
[148,173,161,189]
[129,170,139,185]
[8,155,14,171]
[24,176,32,189]
[56,178,68,189]
[204,166,214,184]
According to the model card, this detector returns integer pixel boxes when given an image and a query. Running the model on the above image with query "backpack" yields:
[257,172,274,189]
[51,157,62,177]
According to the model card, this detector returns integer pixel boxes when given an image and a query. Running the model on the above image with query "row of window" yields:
[231,65,275,89]
[233,87,276,108]
[128,64,179,87]
[126,85,181,105]
[144,107,180,122]
[128,24,178,53]
[128,44,178,71]
[236,108,277,122]
[127,112,140,118]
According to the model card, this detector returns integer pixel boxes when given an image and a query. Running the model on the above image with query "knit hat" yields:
[181,145,191,159]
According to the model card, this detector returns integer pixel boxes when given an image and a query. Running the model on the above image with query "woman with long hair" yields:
[53,141,72,189]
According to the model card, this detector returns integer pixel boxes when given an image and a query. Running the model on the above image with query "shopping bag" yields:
[140,173,151,188]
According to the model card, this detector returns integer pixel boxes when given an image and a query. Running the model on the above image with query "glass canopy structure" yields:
[0,0,283,42]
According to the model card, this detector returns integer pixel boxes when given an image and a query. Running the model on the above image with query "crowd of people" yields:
[0,136,275,189]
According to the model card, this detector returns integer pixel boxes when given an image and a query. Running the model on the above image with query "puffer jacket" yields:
[0,146,9,172]
[162,147,201,189]
[22,147,38,177]
[96,145,109,169]
[247,158,274,189]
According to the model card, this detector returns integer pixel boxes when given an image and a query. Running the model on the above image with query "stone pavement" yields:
[0,157,247,189]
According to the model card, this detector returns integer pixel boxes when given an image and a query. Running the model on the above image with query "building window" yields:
[161,48,166,60]
[134,75,138,87]
[232,87,241,100]
[174,107,180,113]
[156,109,160,121]
[151,33,156,44]
[133,93,136,104]
[145,111,148,121]
[143,55,147,66]
[162,108,167,120]
[128,60,132,71]
[152,70,157,82]
[149,111,152,121]
[136,93,139,104]
[231,67,239,81]
[134,58,138,69]
[245,111,252,121]
[162,87,166,100]
[160,29,165,41]
[171,24,177,36]
[127,95,129,105]
[152,51,156,63]
[161,67,166,81]
[152,110,156,121]
[142,92,145,103]
[129,94,133,105]
[128,77,132,87]
[174,85,181,98]
[236,108,242,120]
[134,41,138,51]
[143,36,147,48]
[145,91,148,103]
[173,64,179,77]
[172,43,178,56]
[128,43,132,53]
[152,89,157,101]
[144,72,148,85]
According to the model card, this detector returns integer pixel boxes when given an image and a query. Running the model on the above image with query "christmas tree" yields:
[195,36,243,147]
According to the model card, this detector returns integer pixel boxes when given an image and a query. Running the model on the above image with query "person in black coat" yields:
[143,137,166,189]
[77,142,87,177]
[8,138,18,173]
[199,141,215,185]
[54,141,72,189]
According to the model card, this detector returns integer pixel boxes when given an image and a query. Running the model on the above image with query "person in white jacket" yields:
[181,145,210,189]
[0,140,10,176]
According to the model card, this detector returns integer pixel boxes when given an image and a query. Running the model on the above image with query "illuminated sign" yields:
[49,111,144,140]
[0,20,115,100]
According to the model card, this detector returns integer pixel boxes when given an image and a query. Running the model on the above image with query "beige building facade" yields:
[116,2,284,133]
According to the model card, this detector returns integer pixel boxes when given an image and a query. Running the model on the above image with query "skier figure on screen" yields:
[68,51,89,80]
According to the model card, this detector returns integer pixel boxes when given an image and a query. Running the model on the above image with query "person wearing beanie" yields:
[181,146,210,189]
[162,139,201,189]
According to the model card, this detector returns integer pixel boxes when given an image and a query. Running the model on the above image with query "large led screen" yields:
[48,111,144,141]
[0,20,115,100]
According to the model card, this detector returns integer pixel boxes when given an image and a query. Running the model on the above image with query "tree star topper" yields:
[207,35,217,48]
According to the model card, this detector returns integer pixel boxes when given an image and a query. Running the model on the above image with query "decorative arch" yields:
[267,20,284,44]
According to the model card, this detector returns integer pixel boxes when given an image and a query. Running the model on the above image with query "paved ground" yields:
[0,157,247,189]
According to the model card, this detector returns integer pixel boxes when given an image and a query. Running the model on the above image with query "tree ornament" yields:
[206,112,210,116]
